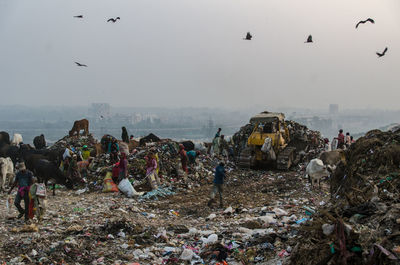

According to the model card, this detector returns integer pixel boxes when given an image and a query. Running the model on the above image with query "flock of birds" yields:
[73,15,121,67]
[74,16,388,67]
[243,17,388,58]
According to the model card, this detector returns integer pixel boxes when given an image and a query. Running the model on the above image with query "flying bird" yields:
[355,18,375,29]
[305,35,313,43]
[376,47,388,57]
[75,62,87,67]
[107,17,120,23]
[243,32,252,40]
[73,15,83,18]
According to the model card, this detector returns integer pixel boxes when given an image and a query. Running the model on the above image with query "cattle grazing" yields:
[0,131,10,146]
[33,134,46,149]
[0,157,14,191]
[33,159,73,196]
[69,119,89,137]
[11,133,23,146]
[305,158,333,188]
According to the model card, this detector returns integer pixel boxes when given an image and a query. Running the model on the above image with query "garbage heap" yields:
[232,120,325,162]
[290,129,400,265]
[58,135,222,194]
[49,134,99,153]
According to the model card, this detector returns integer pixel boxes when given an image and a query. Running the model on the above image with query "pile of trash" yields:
[55,134,223,195]
[290,129,400,264]
[49,134,99,155]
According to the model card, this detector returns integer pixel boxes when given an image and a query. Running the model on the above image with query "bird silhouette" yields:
[376,47,388,57]
[74,15,83,18]
[356,18,374,29]
[243,32,252,40]
[107,17,120,23]
[75,62,88,67]
[305,35,313,43]
[243,32,253,40]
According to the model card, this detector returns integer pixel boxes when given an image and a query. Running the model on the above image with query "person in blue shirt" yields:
[187,150,200,164]
[208,162,226,208]
[8,162,33,221]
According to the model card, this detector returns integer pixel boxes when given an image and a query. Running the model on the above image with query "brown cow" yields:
[69,119,89,137]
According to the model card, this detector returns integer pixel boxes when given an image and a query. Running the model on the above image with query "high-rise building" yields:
[329,104,339,115]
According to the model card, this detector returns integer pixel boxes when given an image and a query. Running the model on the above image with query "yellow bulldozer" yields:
[237,112,296,170]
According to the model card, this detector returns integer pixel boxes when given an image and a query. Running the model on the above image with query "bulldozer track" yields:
[276,146,296,170]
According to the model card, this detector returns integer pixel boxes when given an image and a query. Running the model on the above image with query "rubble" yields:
[290,129,400,265]
[3,123,396,264]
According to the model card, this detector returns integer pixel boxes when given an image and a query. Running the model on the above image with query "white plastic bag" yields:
[180,249,194,261]
[36,183,46,196]
[261,137,272,153]
[118,178,136,198]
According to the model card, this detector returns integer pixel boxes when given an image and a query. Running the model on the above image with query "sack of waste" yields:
[103,172,118,193]
[118,178,141,197]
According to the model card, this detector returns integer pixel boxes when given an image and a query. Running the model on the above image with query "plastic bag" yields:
[118,178,139,197]
[261,137,272,153]
[103,172,118,192]
[36,183,46,196]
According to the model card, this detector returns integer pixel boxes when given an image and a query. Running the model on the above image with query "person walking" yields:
[8,162,33,222]
[28,177,47,222]
[208,162,226,208]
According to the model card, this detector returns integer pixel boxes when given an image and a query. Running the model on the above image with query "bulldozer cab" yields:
[247,112,289,150]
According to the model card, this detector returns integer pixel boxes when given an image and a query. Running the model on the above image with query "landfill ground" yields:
[0,167,330,264]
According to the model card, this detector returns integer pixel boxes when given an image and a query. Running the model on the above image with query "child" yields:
[29,177,47,222]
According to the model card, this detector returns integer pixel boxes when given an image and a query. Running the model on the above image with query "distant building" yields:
[89,103,111,119]
[329,104,339,115]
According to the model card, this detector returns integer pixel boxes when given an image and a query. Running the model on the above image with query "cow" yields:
[319,149,345,167]
[305,158,333,188]
[33,159,73,196]
[0,157,14,191]
[0,131,10,147]
[11,133,23,146]
[0,144,22,164]
[33,134,46,149]
[69,119,89,137]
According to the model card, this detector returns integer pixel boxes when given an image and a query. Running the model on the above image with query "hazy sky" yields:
[1,0,399,110]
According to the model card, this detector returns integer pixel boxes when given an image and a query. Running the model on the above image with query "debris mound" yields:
[291,129,400,265]
[139,133,161,146]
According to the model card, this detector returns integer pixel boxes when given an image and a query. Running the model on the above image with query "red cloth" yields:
[18,186,30,197]
[337,133,345,144]
[179,149,188,173]
[28,199,34,219]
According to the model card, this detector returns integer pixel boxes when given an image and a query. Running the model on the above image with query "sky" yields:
[0,0,399,110]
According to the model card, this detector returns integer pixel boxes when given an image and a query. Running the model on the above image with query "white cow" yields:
[0,157,14,191]
[305,158,331,188]
[11,133,23,146]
